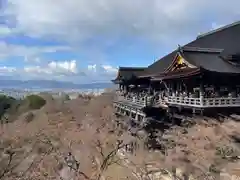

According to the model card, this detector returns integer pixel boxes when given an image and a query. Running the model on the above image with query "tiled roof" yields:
[143,21,240,76]
[182,49,240,74]
[112,67,146,82]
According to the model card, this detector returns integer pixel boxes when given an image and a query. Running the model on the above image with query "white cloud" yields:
[0,42,71,59]
[0,62,118,83]
[24,60,78,75]
[101,65,117,74]
[0,66,16,74]
[24,66,49,74]
[48,60,78,74]
[0,25,13,37]
[87,64,117,75]
[4,0,240,44]
[24,56,41,63]
[84,64,117,83]
[87,64,97,72]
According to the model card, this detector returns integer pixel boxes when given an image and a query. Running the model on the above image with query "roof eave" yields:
[151,68,201,81]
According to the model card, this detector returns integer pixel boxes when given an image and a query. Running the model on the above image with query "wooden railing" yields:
[115,94,240,108]
[203,97,240,107]
[114,95,153,107]
[167,96,201,107]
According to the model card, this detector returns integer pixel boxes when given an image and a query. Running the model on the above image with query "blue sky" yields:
[0,0,240,83]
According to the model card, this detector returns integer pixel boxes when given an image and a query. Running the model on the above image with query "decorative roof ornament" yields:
[183,46,223,53]
[178,44,183,54]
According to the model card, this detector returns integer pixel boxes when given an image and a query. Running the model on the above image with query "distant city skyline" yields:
[0,79,114,89]
[0,87,106,100]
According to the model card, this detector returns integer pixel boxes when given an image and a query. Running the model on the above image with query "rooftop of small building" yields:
[112,66,147,82]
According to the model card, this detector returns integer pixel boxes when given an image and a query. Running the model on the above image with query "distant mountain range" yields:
[0,79,114,90]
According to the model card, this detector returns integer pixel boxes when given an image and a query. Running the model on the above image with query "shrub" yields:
[25,95,46,109]
[0,95,17,118]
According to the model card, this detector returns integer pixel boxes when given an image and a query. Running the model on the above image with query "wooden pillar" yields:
[192,108,196,114]
[167,82,171,96]
[133,95,136,103]
[177,81,180,92]
[148,82,151,94]
[122,108,126,116]
[170,81,175,96]
[126,84,130,92]
[121,84,124,91]
[121,108,124,115]
[200,79,204,107]
[125,110,128,116]
[185,80,189,95]
[144,96,148,106]
[123,85,128,93]
[180,80,183,92]
[135,113,139,121]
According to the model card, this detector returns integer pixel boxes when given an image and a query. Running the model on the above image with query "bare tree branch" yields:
[0,150,15,179]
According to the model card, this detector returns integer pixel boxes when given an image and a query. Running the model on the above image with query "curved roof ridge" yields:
[182,46,224,53]
[118,66,146,69]
[197,21,240,39]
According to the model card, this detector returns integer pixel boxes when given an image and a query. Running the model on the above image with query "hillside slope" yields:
[1,93,240,179]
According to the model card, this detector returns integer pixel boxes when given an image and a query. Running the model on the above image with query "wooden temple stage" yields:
[112,21,240,122]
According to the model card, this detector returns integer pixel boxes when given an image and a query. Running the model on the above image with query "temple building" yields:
[113,21,240,121]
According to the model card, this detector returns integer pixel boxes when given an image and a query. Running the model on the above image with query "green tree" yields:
[0,95,16,119]
[25,95,46,109]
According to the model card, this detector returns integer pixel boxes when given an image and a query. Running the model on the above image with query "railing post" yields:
[168,96,171,103]
[199,80,204,107]
[144,96,147,107]
[135,113,139,121]
[200,96,203,107]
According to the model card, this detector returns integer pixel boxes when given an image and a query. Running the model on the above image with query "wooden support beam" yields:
[192,108,196,114]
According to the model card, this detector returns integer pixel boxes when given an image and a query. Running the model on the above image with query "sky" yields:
[0,0,240,84]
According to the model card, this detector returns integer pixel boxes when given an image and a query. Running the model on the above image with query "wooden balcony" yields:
[114,95,153,107]
[167,96,201,107]
[167,96,240,108]
[203,97,240,107]
[114,94,240,109]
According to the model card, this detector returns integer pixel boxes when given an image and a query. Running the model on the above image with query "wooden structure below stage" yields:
[113,100,146,123]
